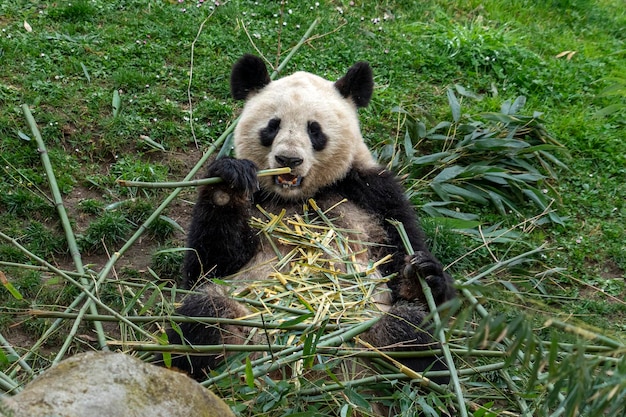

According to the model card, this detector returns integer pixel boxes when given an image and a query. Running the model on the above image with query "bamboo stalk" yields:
[0,370,19,393]
[22,104,107,356]
[460,287,533,415]
[545,319,624,349]
[463,244,548,286]
[29,310,340,331]
[0,331,32,378]
[116,167,290,188]
[108,340,506,358]
[296,362,509,398]
[0,261,88,278]
[392,220,468,417]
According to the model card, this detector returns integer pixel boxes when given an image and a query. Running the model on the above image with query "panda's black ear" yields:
[334,62,373,108]
[230,54,271,100]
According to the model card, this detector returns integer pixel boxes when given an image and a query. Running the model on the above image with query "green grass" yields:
[0,0,624,416]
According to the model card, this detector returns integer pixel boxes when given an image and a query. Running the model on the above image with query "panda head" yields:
[231,54,378,201]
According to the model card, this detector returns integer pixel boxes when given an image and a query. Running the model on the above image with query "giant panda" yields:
[166,54,457,399]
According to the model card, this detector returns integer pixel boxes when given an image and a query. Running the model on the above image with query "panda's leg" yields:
[362,302,450,386]
[163,285,256,381]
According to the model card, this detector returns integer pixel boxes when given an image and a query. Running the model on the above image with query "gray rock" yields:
[0,351,234,417]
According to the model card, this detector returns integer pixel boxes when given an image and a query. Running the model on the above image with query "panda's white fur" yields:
[234,70,377,201]
[164,56,456,411]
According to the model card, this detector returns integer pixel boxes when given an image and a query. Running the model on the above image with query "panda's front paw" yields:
[206,157,259,194]
[403,251,455,305]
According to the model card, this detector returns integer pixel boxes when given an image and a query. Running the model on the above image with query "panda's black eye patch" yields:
[307,121,327,151]
[260,118,281,147]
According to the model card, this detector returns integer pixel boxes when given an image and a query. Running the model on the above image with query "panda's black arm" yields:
[333,168,429,270]
[332,168,455,304]
[182,158,261,289]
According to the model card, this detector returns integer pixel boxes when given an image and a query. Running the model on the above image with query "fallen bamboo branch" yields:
[116,167,290,188]
[392,220,468,417]
[22,104,108,358]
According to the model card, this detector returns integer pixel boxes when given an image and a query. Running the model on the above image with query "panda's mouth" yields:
[275,174,302,188]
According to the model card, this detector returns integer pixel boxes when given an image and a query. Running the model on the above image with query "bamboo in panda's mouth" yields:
[275,174,302,188]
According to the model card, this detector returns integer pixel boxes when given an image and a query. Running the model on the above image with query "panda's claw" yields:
[403,251,455,304]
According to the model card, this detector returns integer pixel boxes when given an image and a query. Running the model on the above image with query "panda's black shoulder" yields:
[328,167,412,216]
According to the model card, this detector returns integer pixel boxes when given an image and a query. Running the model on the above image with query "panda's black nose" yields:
[275,155,303,168]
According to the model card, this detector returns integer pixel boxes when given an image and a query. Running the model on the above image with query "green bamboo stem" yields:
[296,362,508,398]
[460,287,533,415]
[29,310,340,331]
[392,221,468,417]
[463,244,548,286]
[0,331,33,377]
[116,167,290,189]
[22,105,108,357]
[0,370,19,393]
[0,261,88,278]
[545,319,624,349]
[109,340,506,358]
[0,232,156,343]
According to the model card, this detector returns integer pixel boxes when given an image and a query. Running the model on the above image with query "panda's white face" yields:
[233,71,377,201]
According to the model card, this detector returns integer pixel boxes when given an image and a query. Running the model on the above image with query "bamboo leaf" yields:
[17,130,31,141]
[595,103,624,117]
[483,173,510,185]
[411,151,452,166]
[138,286,163,315]
[302,332,316,368]
[538,149,569,171]
[344,387,371,411]
[278,313,314,329]
[508,96,527,114]
[430,182,450,201]
[439,183,489,204]
[416,120,427,138]
[427,217,482,230]
[485,190,507,216]
[428,121,452,133]
[244,356,255,389]
[112,89,121,117]
[157,332,171,368]
[0,349,8,366]
[121,285,148,315]
[432,165,465,183]
[454,84,482,100]
[80,62,91,83]
[479,112,522,124]
[447,87,461,122]
[157,215,185,233]
[403,128,415,158]
[0,271,23,300]
[421,202,479,220]
[472,138,531,150]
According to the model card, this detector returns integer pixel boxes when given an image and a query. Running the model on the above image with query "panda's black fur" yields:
[166,55,457,390]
